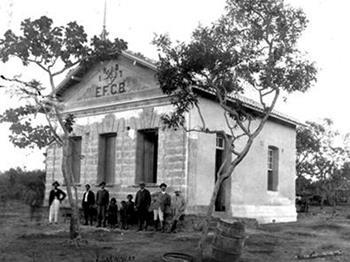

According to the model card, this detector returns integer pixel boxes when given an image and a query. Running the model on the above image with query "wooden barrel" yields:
[212,219,246,262]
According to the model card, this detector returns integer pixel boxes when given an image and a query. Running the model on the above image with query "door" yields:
[215,135,231,212]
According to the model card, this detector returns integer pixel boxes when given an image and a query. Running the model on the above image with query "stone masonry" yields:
[45,106,187,206]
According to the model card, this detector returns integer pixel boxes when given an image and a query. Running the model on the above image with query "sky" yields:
[0,0,349,171]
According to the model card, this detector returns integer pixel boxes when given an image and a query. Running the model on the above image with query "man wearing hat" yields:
[82,184,95,226]
[135,182,151,231]
[48,181,66,224]
[96,181,109,227]
[157,183,171,232]
[170,189,186,233]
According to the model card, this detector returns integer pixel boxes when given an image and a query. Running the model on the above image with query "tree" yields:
[296,118,350,207]
[153,0,316,259]
[0,16,127,241]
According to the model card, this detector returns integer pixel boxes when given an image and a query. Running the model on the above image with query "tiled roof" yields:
[55,51,300,126]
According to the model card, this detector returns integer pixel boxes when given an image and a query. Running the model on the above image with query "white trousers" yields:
[153,207,164,222]
[49,199,60,223]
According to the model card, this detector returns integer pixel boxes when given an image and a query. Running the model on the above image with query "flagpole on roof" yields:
[101,0,108,40]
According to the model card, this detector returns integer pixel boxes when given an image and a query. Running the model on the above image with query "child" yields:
[126,194,135,226]
[119,200,128,230]
[107,198,118,229]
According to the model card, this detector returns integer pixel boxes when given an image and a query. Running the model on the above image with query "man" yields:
[25,183,42,222]
[48,181,66,224]
[150,191,161,230]
[96,181,109,227]
[157,183,171,232]
[170,189,186,233]
[135,182,151,231]
[82,184,95,225]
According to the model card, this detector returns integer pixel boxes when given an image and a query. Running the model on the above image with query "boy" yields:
[107,198,118,228]
[126,194,135,226]
[120,200,128,230]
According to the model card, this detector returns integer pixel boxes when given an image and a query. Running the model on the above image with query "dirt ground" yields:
[1,201,350,262]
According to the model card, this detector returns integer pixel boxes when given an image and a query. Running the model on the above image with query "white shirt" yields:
[84,191,89,202]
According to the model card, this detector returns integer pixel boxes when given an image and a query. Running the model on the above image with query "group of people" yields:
[48,181,186,233]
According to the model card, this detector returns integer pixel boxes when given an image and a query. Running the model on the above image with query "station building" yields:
[45,51,298,223]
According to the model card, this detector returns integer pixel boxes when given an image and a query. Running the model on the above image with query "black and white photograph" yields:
[0,0,349,261]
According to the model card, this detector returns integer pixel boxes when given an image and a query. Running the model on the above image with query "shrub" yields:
[0,167,45,206]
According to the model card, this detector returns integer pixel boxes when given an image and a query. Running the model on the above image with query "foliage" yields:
[153,0,316,130]
[0,167,45,205]
[296,175,312,196]
[0,105,53,149]
[296,118,348,181]
[0,16,127,74]
[0,16,128,149]
[296,119,350,204]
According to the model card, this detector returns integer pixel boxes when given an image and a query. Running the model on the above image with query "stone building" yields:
[45,51,298,223]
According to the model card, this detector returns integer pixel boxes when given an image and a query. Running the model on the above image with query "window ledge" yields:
[62,183,81,187]
[132,183,159,188]
[267,190,279,195]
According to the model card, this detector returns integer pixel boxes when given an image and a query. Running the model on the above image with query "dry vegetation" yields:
[1,200,350,262]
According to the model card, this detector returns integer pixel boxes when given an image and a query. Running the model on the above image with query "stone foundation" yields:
[230,204,297,224]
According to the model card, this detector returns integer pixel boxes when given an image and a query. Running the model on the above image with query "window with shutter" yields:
[135,129,158,184]
[69,136,82,184]
[267,146,279,191]
[98,133,117,185]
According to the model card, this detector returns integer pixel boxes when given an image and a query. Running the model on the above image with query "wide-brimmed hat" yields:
[139,182,146,186]
[159,183,167,188]
[99,181,106,186]
[174,189,181,193]
[52,181,60,187]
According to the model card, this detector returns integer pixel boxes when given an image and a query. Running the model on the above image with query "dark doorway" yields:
[136,129,158,184]
[98,133,117,184]
[70,136,82,184]
[215,135,228,212]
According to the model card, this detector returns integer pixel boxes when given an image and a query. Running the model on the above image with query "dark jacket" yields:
[82,190,95,207]
[126,200,135,215]
[48,189,66,206]
[96,189,109,206]
[135,189,151,210]
[158,192,171,213]
[107,203,118,225]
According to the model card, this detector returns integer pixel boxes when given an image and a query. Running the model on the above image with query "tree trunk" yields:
[61,139,80,240]
[197,165,235,261]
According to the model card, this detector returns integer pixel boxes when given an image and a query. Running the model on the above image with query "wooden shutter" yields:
[105,134,116,184]
[97,135,106,184]
[70,137,82,184]
[272,148,279,191]
[135,131,145,183]
[135,129,158,184]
